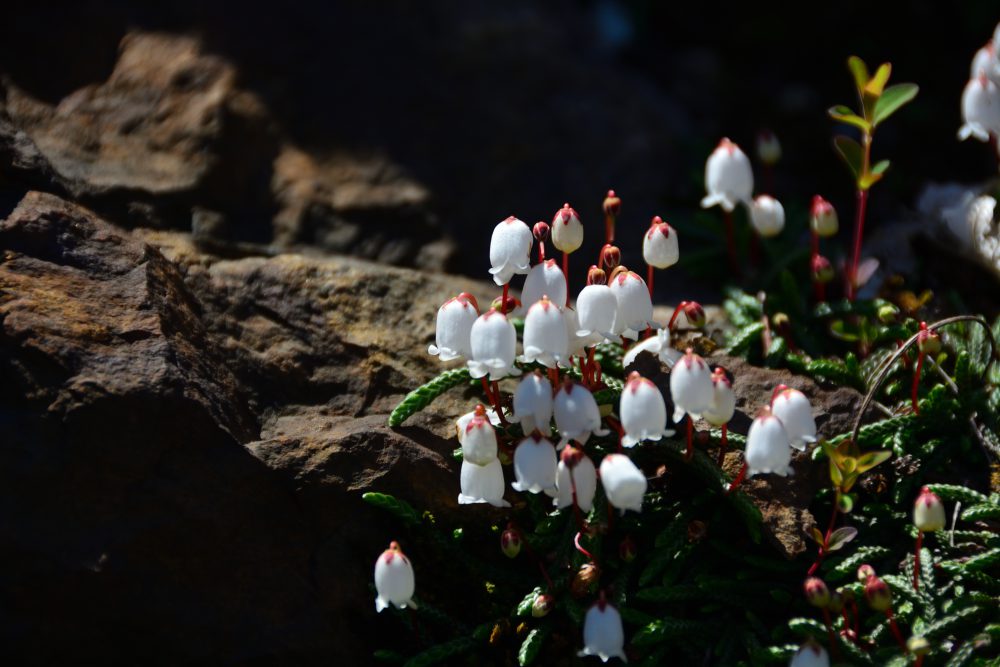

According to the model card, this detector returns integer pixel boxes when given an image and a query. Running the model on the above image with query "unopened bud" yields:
[600,244,622,271]
[571,562,601,597]
[877,303,899,323]
[603,190,621,217]
[532,221,550,242]
[864,575,892,612]
[501,525,522,558]
[756,129,781,166]
[531,593,554,618]
[810,195,839,237]
[908,636,931,657]
[587,265,607,286]
[828,590,844,613]
[811,255,834,284]
[608,265,629,283]
[683,301,706,329]
[491,294,520,314]
[619,536,637,563]
[803,577,831,608]
[913,485,946,532]
[917,323,941,356]
[772,312,790,330]
[560,444,584,468]
[857,564,876,582]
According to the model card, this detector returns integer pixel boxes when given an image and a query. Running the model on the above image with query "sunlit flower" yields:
[459,458,511,507]
[511,433,558,495]
[551,203,584,254]
[576,275,618,343]
[578,596,627,663]
[609,270,655,339]
[489,216,533,285]
[600,453,647,514]
[701,137,754,212]
[669,348,714,422]
[958,74,1000,142]
[554,380,609,448]
[519,259,567,312]
[460,404,498,465]
[702,367,735,427]
[521,296,569,368]
[745,407,793,477]
[428,292,479,361]
[642,216,679,269]
[554,445,598,512]
[913,485,946,532]
[467,309,521,380]
[620,372,672,447]
[771,387,817,451]
[374,541,416,612]
[750,195,785,238]
[511,372,553,435]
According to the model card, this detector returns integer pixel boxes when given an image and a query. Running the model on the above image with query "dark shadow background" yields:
[0,0,996,289]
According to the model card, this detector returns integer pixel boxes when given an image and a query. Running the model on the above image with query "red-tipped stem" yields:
[501,283,509,314]
[574,531,595,561]
[685,416,694,461]
[667,301,689,331]
[808,491,842,576]
[647,263,654,298]
[885,608,907,653]
[491,381,509,426]
[726,461,748,495]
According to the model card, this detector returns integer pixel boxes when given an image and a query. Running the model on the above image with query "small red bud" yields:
[683,301,706,328]
[917,322,941,356]
[570,562,601,597]
[686,520,708,544]
[560,444,585,468]
[811,255,834,284]
[856,564,876,582]
[863,575,892,612]
[491,294,520,314]
[531,593,554,618]
[603,190,621,216]
[600,244,622,271]
[803,577,831,608]
[501,525,522,558]
[913,485,946,532]
[810,195,839,237]
[532,221,550,242]
[587,265,607,286]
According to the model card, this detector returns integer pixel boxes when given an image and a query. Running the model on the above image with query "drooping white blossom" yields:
[620,372,672,447]
[520,296,569,368]
[511,434,558,495]
[551,203,584,254]
[702,367,736,427]
[460,404,498,465]
[771,387,817,451]
[701,137,754,212]
[511,372,553,435]
[575,283,618,344]
[488,216,533,286]
[609,270,655,339]
[428,292,479,361]
[578,597,627,663]
[554,381,609,448]
[958,74,1000,142]
[600,453,647,514]
[745,407,793,477]
[458,458,511,507]
[467,309,521,381]
[643,216,679,269]
[519,259,567,312]
[374,541,416,612]
[553,446,598,512]
[669,349,714,423]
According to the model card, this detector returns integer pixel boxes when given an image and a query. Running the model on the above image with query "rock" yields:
[1,32,455,270]
[0,191,484,662]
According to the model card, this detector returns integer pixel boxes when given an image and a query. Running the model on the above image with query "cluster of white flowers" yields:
[744,385,817,479]
[960,23,1000,144]
[701,137,786,238]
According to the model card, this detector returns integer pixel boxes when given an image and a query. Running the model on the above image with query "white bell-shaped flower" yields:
[488,216,533,286]
[701,137,754,212]
[810,195,838,238]
[620,328,681,368]
[669,349,714,422]
[750,195,785,238]
[789,641,830,667]
[702,368,736,427]
[511,372,553,435]
[554,381,609,448]
[609,270,655,339]
[460,404,499,465]
[428,292,479,361]
[563,306,595,357]
[575,283,618,342]
[771,387,817,451]
[643,216,679,269]
[458,458,511,507]
[958,74,1000,142]
[620,372,673,447]
[913,486,946,532]
[971,43,998,80]
[551,203,584,253]
[456,405,501,444]
[467,309,521,381]
[520,296,568,368]
[374,541,416,612]
[511,434,558,495]
[600,453,646,514]
[578,597,627,663]
[554,446,598,511]
[745,407,793,477]
[519,259,567,312]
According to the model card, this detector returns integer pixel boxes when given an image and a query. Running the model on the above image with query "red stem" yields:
[885,608,907,653]
[726,461,748,495]
[913,531,923,591]
[808,492,841,576]
[822,608,841,660]
[481,377,494,404]
[547,367,560,389]
[667,301,689,331]
[847,188,869,301]
[501,283,509,314]
[716,424,728,466]
[605,215,614,244]
[538,241,545,263]
[911,353,924,415]
[647,263,654,298]
[562,252,570,306]
[491,381,509,426]
[723,209,740,277]
[685,416,694,461]
[574,531,595,561]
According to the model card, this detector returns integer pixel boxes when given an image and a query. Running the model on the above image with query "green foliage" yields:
[389,367,473,426]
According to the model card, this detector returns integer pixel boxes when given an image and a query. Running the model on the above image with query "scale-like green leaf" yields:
[873,83,919,126]
[389,367,473,426]
[518,627,548,666]
[362,492,422,527]
[828,105,871,131]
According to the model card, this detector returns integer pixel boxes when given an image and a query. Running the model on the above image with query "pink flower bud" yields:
[374,541,416,612]
[856,564,876,582]
[603,190,621,216]
[863,575,892,612]
[811,255,834,284]
[490,294,520,314]
[917,322,942,356]
[803,577,831,608]
[571,562,601,597]
[531,593,554,618]
[810,195,839,237]
[750,195,785,238]
[501,525,522,558]
[756,129,781,165]
[913,485,946,532]
[587,265,607,286]
[551,203,583,253]
[701,138,754,212]
[643,216,679,269]
[600,244,622,271]
[489,216,533,286]
[532,221,550,242]
[683,301,706,329]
